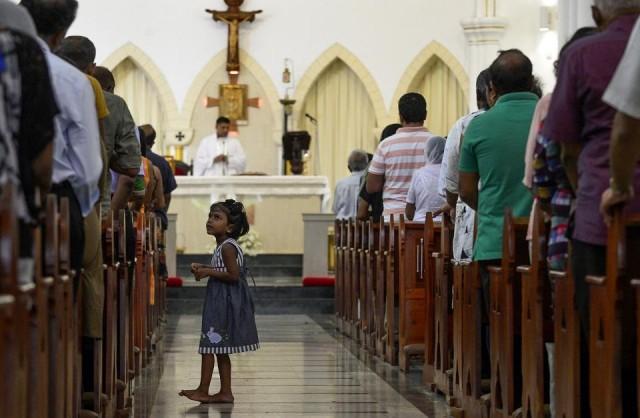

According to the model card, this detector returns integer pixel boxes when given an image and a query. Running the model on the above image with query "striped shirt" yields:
[368,127,432,215]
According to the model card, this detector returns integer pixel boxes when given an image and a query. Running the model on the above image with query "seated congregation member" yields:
[357,123,401,221]
[406,136,446,222]
[367,93,432,218]
[0,4,58,284]
[543,3,640,416]
[601,17,640,222]
[333,150,369,220]
[438,69,491,261]
[141,124,177,229]
[22,0,103,276]
[137,127,166,214]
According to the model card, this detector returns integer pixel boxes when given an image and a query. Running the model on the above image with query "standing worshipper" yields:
[601,17,640,222]
[141,124,177,228]
[357,123,401,221]
[0,20,58,285]
[458,50,537,377]
[405,136,446,222]
[333,149,368,220]
[194,116,246,176]
[438,69,491,261]
[542,2,640,416]
[21,0,103,276]
[366,93,433,218]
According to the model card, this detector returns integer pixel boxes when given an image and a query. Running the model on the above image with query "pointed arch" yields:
[294,43,387,126]
[391,41,469,114]
[101,42,179,125]
[181,48,282,144]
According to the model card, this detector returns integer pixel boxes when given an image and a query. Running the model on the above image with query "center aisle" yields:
[142,315,449,417]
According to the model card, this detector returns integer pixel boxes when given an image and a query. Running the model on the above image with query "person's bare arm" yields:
[32,142,54,195]
[405,203,416,221]
[560,143,581,192]
[459,172,480,211]
[153,166,166,210]
[601,112,640,223]
[357,197,370,220]
[445,190,458,209]
[193,245,240,283]
[366,173,384,194]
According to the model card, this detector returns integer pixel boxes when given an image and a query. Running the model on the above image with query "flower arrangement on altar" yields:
[237,229,263,256]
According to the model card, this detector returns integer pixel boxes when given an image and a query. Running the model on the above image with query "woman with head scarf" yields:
[405,136,446,222]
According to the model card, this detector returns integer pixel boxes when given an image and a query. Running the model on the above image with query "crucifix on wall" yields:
[204,0,263,132]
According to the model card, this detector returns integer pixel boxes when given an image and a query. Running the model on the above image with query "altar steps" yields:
[170,254,333,314]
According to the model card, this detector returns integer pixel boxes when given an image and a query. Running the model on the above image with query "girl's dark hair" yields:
[210,199,250,239]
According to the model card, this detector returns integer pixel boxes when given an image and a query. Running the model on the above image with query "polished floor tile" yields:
[133,315,449,418]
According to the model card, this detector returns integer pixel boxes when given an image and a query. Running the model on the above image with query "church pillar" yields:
[461,1,507,111]
[558,0,594,44]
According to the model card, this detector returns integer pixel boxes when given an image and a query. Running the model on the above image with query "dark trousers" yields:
[479,260,499,379]
[571,239,605,418]
[50,182,84,278]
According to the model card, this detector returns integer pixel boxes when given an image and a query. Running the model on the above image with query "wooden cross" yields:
[204,0,263,132]
[206,0,262,77]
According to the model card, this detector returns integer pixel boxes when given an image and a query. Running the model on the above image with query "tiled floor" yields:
[133,315,449,417]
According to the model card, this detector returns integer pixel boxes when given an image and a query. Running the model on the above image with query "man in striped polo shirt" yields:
[366,92,434,217]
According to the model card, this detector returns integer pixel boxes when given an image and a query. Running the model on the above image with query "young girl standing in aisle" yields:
[179,199,259,403]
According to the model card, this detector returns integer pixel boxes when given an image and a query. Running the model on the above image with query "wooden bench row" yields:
[0,186,167,418]
[335,206,640,418]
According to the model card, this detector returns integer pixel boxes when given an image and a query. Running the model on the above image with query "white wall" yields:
[68,0,558,120]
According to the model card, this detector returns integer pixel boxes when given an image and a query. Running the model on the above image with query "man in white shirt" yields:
[333,150,368,219]
[22,0,102,274]
[194,116,246,176]
[437,69,491,261]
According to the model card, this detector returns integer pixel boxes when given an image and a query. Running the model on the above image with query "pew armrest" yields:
[19,282,37,294]
[0,294,16,307]
[549,270,567,280]
[631,279,640,287]
[516,265,531,274]
[487,266,502,274]
[586,275,605,286]
[432,252,443,259]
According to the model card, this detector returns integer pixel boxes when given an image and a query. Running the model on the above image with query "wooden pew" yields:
[0,186,21,418]
[449,259,466,413]
[432,213,454,395]
[455,261,489,418]
[587,211,640,418]
[375,219,388,358]
[350,219,361,341]
[358,220,368,343]
[516,204,552,418]
[487,211,528,418]
[334,220,343,332]
[398,217,435,373]
[102,210,118,416]
[45,195,64,418]
[552,263,580,418]
[364,220,379,352]
[343,220,353,337]
[116,210,133,417]
[385,215,399,365]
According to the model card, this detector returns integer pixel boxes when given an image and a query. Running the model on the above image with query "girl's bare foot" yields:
[178,389,198,397]
[182,389,213,403]
[208,392,234,404]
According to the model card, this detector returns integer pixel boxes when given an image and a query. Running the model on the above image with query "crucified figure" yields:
[206,5,262,74]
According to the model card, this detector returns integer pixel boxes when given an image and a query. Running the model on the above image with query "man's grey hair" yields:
[594,0,640,13]
[348,150,369,172]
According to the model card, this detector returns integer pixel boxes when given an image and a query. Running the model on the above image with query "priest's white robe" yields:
[193,135,246,176]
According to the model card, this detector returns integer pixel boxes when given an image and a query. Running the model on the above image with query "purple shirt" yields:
[543,14,640,246]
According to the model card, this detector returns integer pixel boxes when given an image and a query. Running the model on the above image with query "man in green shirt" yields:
[459,50,536,376]
[459,49,537,262]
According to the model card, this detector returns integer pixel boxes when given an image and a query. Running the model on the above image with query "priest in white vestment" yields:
[193,116,246,176]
